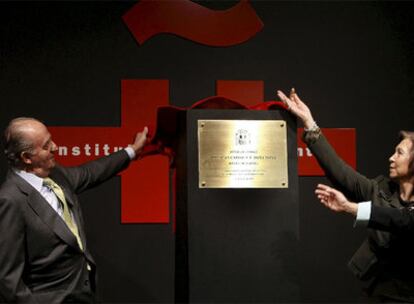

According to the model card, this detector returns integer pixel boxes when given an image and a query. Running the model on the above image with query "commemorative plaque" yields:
[198,120,288,188]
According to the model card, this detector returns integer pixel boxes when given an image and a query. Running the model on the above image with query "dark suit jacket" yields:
[0,150,131,303]
[305,133,414,302]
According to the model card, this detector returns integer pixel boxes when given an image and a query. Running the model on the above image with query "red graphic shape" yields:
[123,0,263,47]
[121,80,170,223]
[48,79,356,224]
[49,80,170,223]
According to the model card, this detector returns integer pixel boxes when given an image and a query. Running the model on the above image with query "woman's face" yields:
[389,138,414,181]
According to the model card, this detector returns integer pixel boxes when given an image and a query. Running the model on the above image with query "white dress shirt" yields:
[354,201,372,227]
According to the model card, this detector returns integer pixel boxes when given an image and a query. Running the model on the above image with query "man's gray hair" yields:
[3,117,42,169]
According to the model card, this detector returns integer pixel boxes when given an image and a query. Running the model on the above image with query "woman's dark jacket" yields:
[305,132,414,301]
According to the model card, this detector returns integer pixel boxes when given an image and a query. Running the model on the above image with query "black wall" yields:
[1,1,414,302]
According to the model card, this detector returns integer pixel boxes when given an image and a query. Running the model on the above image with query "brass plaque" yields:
[198,120,288,188]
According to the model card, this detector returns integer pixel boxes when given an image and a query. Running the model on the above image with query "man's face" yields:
[22,121,57,177]
[389,138,413,181]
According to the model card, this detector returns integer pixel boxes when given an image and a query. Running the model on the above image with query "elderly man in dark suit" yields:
[0,117,148,303]
[278,89,414,303]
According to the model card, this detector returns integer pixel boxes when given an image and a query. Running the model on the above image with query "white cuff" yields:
[353,201,372,228]
[124,146,136,160]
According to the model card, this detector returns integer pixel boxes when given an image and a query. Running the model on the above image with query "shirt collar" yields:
[15,170,45,192]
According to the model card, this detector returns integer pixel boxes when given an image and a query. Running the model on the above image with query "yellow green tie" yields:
[43,177,84,251]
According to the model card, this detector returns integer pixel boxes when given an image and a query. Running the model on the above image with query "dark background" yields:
[1,1,414,302]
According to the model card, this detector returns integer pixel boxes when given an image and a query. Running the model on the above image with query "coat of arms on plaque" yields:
[235,129,251,146]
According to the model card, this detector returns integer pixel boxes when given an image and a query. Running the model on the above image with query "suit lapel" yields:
[56,179,95,265]
[10,171,82,252]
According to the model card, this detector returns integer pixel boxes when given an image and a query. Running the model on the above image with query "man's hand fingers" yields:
[135,127,149,146]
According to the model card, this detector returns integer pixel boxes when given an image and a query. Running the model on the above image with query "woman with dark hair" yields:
[277,89,414,302]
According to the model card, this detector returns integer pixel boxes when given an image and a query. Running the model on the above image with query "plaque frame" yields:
[197,119,288,188]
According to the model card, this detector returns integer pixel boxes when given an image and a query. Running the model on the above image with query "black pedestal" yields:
[175,109,299,303]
